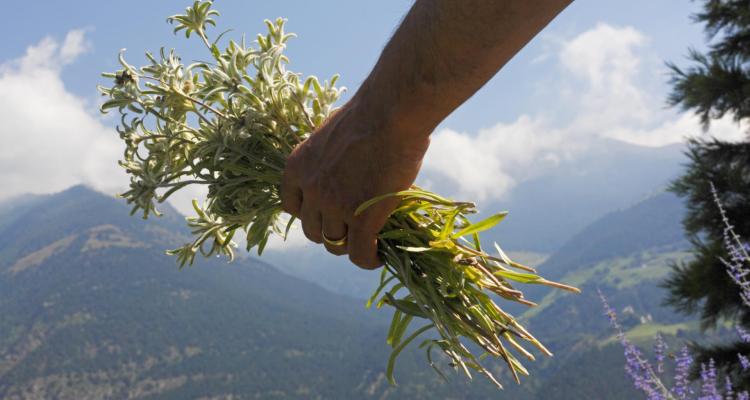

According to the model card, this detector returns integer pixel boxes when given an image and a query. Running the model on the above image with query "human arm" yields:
[281,0,572,268]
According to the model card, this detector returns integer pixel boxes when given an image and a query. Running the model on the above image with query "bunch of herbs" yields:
[98,1,579,388]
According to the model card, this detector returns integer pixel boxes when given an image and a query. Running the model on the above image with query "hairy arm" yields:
[361,0,572,134]
[282,0,572,268]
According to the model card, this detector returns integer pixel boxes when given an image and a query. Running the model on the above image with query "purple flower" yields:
[598,290,668,399]
[600,287,749,400]
[654,333,667,374]
[711,183,750,309]
[699,359,720,400]
[739,353,750,371]
[738,327,750,344]
[673,346,694,400]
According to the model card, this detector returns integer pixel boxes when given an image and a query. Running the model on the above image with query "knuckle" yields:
[325,244,347,256]
[302,226,322,243]
[349,253,379,270]
[281,203,293,215]
[322,202,351,220]
[318,184,341,205]
[283,158,301,178]
[280,197,298,215]
[306,233,322,244]
[299,178,318,195]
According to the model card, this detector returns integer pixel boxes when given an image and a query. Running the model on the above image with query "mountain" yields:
[255,188,700,399]
[500,191,696,399]
[0,186,505,399]
[487,138,686,253]
[519,191,691,344]
[0,185,699,399]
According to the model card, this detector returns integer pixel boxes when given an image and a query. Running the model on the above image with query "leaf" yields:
[366,275,396,308]
[385,293,428,318]
[395,245,433,253]
[386,324,433,385]
[390,314,413,348]
[493,269,543,284]
[283,215,296,240]
[354,188,454,216]
[451,212,508,239]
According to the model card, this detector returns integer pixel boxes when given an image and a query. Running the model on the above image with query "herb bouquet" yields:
[99,1,579,388]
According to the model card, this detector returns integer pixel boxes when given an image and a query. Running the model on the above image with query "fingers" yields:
[347,223,381,270]
[300,199,323,244]
[347,217,385,269]
[346,197,398,269]
[280,172,302,218]
[322,215,348,256]
[282,150,388,268]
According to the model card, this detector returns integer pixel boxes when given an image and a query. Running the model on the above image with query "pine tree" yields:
[663,0,750,389]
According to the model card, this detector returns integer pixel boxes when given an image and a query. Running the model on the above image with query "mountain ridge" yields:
[0,186,505,399]
[0,184,696,399]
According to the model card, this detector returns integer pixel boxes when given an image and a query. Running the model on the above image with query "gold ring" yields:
[323,233,347,247]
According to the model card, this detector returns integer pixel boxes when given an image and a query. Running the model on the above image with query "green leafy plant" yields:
[98,1,579,388]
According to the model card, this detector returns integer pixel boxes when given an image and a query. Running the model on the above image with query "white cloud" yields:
[60,29,91,64]
[0,30,126,200]
[0,30,309,253]
[423,116,568,201]
[606,112,747,147]
[421,23,744,201]
[560,23,653,131]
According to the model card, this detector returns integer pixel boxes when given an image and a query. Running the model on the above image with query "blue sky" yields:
[0,0,705,131]
[0,0,743,209]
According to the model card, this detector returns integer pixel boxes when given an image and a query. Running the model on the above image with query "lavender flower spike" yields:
[738,327,750,343]
[699,359,720,400]
[739,353,750,371]
[711,182,750,308]
[672,346,693,400]
[598,290,672,400]
[654,333,667,375]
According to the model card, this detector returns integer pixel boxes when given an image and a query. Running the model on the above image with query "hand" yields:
[281,95,430,269]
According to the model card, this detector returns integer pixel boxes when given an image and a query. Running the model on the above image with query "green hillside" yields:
[0,186,507,399]
[499,192,696,399]
[0,186,698,399]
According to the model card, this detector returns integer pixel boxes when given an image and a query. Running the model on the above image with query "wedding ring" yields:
[323,233,347,247]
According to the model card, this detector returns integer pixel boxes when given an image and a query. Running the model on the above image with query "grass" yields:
[598,321,696,347]
[520,250,691,321]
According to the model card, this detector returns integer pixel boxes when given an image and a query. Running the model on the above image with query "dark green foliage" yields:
[665,140,750,328]
[664,0,750,391]
[663,140,750,388]
[667,0,750,128]
[667,50,750,128]
[691,340,750,389]
[694,0,750,61]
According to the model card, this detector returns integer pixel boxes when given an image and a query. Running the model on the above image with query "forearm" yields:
[355,0,572,135]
